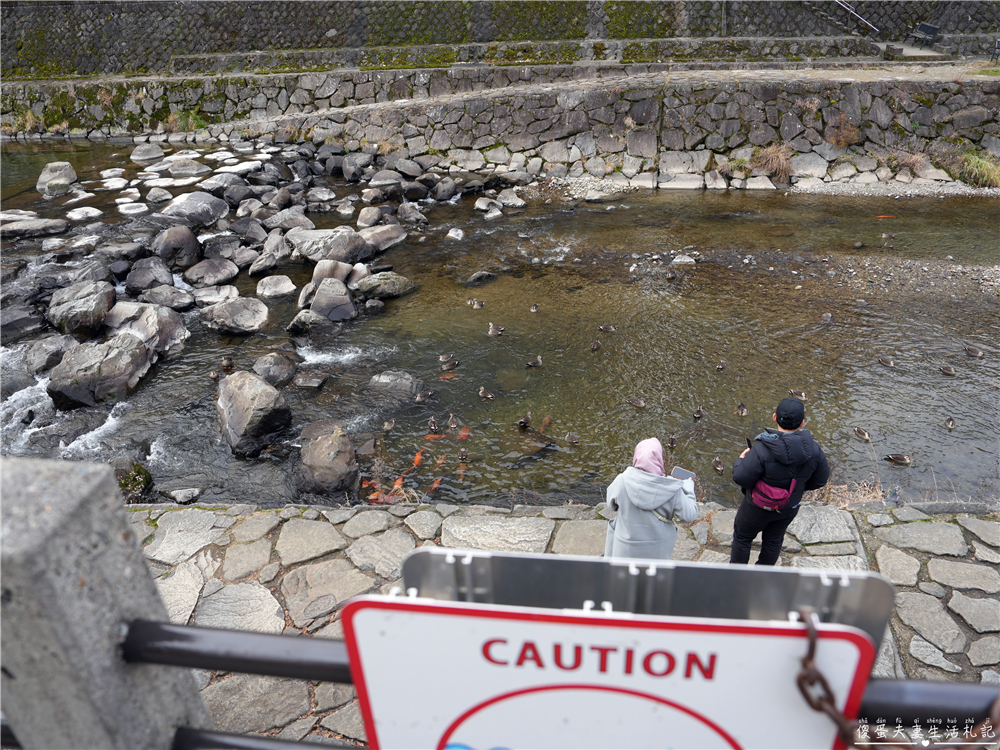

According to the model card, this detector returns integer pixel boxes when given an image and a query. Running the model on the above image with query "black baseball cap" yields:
[775,398,805,429]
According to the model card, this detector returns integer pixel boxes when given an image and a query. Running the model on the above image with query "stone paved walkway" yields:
[130,499,1000,745]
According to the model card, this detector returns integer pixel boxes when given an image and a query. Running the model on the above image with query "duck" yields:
[963,344,984,358]
[221,356,234,371]
[878,357,895,367]
[478,386,495,401]
[208,370,220,381]
[854,427,871,442]
[466,297,476,306]
[473,300,485,310]
[664,269,678,281]
[458,448,468,462]
[712,457,725,474]
[716,360,726,371]
[665,435,678,450]
[526,355,542,368]
[939,365,956,376]
[441,360,460,372]
[627,397,646,409]
[439,352,455,362]
[488,322,505,336]
[447,413,458,431]
[944,416,955,430]
[517,411,532,428]
[565,432,579,445]
[884,454,912,466]
[788,389,807,400]
[598,325,617,332]
[415,390,434,404]
[530,304,540,313]
[820,312,832,323]
[693,406,703,421]
[383,419,395,432]
[428,416,439,432]
[881,233,895,240]
[734,402,749,417]
[590,340,601,351]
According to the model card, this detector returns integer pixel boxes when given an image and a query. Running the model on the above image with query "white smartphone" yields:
[671,466,696,481]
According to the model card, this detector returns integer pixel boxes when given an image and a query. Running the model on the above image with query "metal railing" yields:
[832,0,880,34]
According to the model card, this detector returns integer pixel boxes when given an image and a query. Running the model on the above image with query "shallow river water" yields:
[2,141,998,508]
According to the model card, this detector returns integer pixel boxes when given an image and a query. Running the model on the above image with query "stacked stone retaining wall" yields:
[4,0,998,79]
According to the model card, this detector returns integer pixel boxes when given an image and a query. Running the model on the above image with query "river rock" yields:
[367,370,425,398]
[441,516,555,553]
[264,207,315,231]
[279,559,371,628]
[948,590,1000,633]
[895,592,966,653]
[217,371,292,456]
[262,228,291,260]
[46,332,151,409]
[285,226,370,264]
[312,259,353,284]
[139,284,195,311]
[396,203,427,224]
[253,353,297,387]
[103,301,190,360]
[168,159,211,177]
[46,280,115,335]
[298,419,359,495]
[358,224,406,252]
[125,257,174,296]
[310,277,356,321]
[131,143,165,162]
[0,218,70,239]
[357,206,381,228]
[0,306,47,344]
[257,275,296,298]
[286,310,342,343]
[248,252,278,277]
[25,334,79,374]
[151,225,201,269]
[36,161,77,192]
[192,285,239,307]
[201,297,268,334]
[183,258,239,288]
[355,271,415,299]
[874,522,968,556]
[346,263,371,289]
[161,191,230,227]
[342,152,374,181]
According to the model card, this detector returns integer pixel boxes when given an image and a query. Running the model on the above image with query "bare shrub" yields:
[888,149,927,173]
[163,112,181,133]
[751,143,793,183]
[795,97,822,113]
[826,112,862,149]
[48,120,69,135]
[20,111,44,133]
[717,156,750,177]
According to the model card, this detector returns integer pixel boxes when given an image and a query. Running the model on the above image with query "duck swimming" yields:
[734,402,749,416]
[788,389,807,400]
[878,357,895,367]
[488,322,505,336]
[944,416,955,430]
[963,344,984,358]
[526,355,542,368]
[530,304,539,313]
[428,416,439,432]
[693,406,704,421]
[565,433,579,445]
[221,356,234,371]
[478,386,495,401]
[441,360,460,372]
[518,411,532,428]
[939,365,956,376]
[665,435,678,450]
[447,413,458,431]
[627,397,646,408]
[590,340,601,351]
[439,352,454,362]
[415,390,434,403]
[473,300,485,309]
[884,454,912,466]
[716,360,725,371]
[854,427,871,441]
[712,457,725,474]
[598,325,616,332]
[383,419,395,432]
[208,370,220,381]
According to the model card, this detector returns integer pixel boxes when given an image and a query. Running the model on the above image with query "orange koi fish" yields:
[434,454,448,468]
[427,477,442,494]
[539,415,553,434]
[439,372,462,381]
[457,426,473,440]
[458,464,467,484]
[424,433,447,441]
[413,449,428,466]
[392,476,405,491]
[875,215,896,219]
[368,491,384,501]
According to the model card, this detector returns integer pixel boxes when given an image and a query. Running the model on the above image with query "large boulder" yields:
[183,258,239,288]
[192,285,239,308]
[46,333,152,409]
[46,280,116,335]
[367,370,425,398]
[397,203,427,224]
[297,420,359,495]
[151,225,201,269]
[36,162,77,193]
[25,334,79,374]
[125,257,173,297]
[0,219,70,239]
[252,353,297,387]
[263,207,315,231]
[168,159,211,177]
[358,224,407,252]
[131,143,164,162]
[285,309,342,344]
[161,191,230,227]
[256,276,296,299]
[201,297,268,334]
[342,152,374,181]
[139,285,195,311]
[103,301,190,360]
[285,226,371,264]
[216,371,291,456]
[355,272,415,299]
[312,259,353,284]
[310,278,356,321]
[0,306,47,344]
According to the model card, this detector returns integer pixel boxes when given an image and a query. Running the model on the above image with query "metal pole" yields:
[172,727,355,750]
[122,620,354,684]
[859,679,999,725]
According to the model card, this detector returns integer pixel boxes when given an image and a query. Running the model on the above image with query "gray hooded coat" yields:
[604,467,698,559]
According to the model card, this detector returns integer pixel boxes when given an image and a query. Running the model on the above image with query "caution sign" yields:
[342,597,876,750]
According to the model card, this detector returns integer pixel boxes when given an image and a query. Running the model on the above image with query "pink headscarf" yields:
[632,438,665,477]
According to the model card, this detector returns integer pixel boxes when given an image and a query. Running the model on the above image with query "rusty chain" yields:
[796,609,1000,750]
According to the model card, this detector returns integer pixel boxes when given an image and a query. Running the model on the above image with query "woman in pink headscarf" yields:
[604,438,698,559]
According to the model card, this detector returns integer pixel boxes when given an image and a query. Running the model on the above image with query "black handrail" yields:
[172,727,355,750]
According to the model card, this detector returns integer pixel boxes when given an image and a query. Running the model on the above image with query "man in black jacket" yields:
[729,397,830,565]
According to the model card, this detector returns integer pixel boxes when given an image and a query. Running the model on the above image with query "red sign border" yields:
[343,597,876,750]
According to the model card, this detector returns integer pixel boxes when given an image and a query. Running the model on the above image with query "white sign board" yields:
[343,596,876,750]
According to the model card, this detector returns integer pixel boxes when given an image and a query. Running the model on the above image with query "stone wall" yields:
[4,0,998,79]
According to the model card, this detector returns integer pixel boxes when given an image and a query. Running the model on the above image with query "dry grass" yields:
[19,111,44,134]
[751,143,794,183]
[939,150,1000,188]
[826,112,862,149]
[825,482,888,509]
[48,120,69,135]
[717,156,750,177]
[888,148,928,173]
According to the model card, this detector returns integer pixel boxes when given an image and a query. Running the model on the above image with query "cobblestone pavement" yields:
[130,499,999,746]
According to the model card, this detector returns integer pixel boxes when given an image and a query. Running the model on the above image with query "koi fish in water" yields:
[457,426,473,440]
[434,454,448,469]
[539,415,553,434]
[439,372,462,381]
[413,449,428,467]
[424,433,447,441]
[426,478,443,494]
[391,476,405,491]
[457,464,466,484]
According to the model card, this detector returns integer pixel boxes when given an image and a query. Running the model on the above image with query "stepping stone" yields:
[968,635,1000,667]
[974,541,1000,564]
[893,507,929,522]
[276,717,317,741]
[805,542,857,556]
[908,635,961,673]
[710,510,736,544]
[927,559,1000,593]
[323,508,358,524]
[221,538,272,581]
[672,533,701,562]
[948,591,1000,633]
[791,556,867,571]
[342,510,393,538]
[202,674,309,734]
[441,516,554,553]
[787,505,854,544]
[918,582,947,597]
[346,528,415,579]
[867,514,894,527]
[231,513,281,543]
[957,517,1000,547]
[895,592,966,653]
[280,558,374,629]
[195,582,285,634]
[315,683,356,712]
[320,701,366,742]
[551,520,608,557]
[697,550,730,564]
[155,558,205,625]
[144,508,229,565]
[873,522,967,557]
[875,545,919,586]
[404,510,443,540]
[275,518,347,565]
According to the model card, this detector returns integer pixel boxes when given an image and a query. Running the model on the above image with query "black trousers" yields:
[729,496,800,565]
